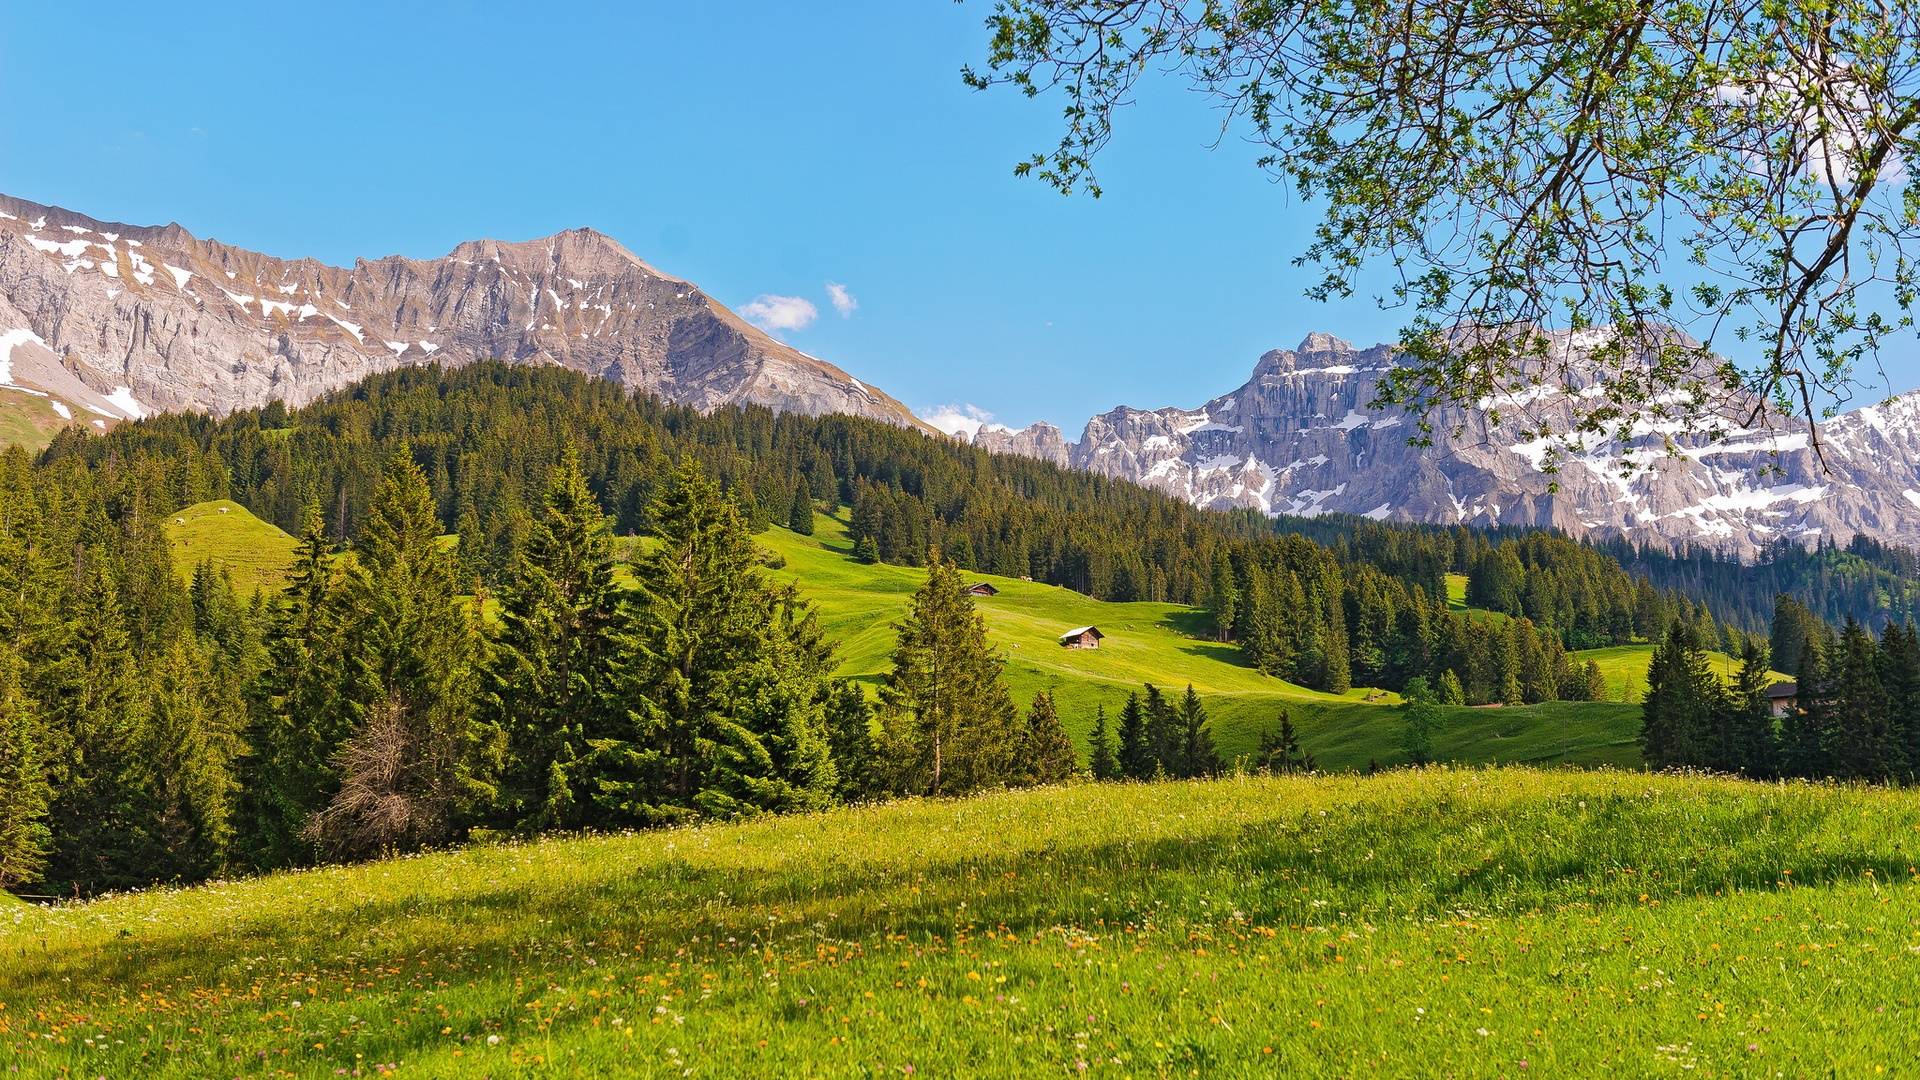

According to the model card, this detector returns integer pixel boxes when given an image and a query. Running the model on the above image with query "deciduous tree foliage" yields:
[969,0,1920,450]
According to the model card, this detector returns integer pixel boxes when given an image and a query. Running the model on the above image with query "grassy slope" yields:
[0,386,78,454]
[1573,644,1791,703]
[158,500,1641,769]
[4,769,1917,1077]
[163,499,302,596]
[765,514,1640,770]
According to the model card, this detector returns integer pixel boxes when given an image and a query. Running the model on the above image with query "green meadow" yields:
[5,768,1917,1077]
[164,501,1651,771]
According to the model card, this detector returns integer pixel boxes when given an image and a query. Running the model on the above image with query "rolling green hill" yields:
[762,514,1641,770]
[158,499,1644,770]
[1572,643,1791,702]
[4,768,1916,1076]
[162,499,302,596]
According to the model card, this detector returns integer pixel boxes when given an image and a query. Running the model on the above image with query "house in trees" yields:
[1765,680,1798,718]
[1059,625,1104,650]
[964,582,999,597]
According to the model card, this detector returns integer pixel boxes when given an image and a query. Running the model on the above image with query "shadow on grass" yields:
[8,786,1907,1031]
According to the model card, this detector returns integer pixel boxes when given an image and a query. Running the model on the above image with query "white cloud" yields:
[826,281,858,317]
[919,403,998,439]
[741,294,818,332]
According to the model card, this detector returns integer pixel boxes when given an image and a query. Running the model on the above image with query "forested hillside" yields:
[0,362,1908,900]
[40,363,1737,696]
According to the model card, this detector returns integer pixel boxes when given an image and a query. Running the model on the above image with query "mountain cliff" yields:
[974,333,1920,558]
[0,193,923,436]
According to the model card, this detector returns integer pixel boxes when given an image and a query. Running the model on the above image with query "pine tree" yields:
[0,644,51,890]
[788,483,816,535]
[1017,691,1076,785]
[490,447,642,832]
[1641,620,1720,769]
[1208,551,1238,642]
[1399,675,1442,766]
[1438,669,1467,706]
[1086,704,1119,781]
[609,458,838,820]
[238,504,353,868]
[1115,692,1153,780]
[1880,623,1920,783]
[1726,640,1777,777]
[1142,684,1179,775]
[1828,617,1893,781]
[309,451,499,858]
[1257,711,1314,774]
[823,680,878,800]
[876,558,1017,796]
[1174,684,1220,778]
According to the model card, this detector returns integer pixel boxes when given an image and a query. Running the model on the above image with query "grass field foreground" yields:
[3,768,1917,1076]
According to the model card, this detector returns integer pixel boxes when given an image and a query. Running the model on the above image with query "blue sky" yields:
[2,1,1908,433]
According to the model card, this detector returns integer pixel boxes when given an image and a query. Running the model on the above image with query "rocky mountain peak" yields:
[0,192,926,437]
[963,329,1920,559]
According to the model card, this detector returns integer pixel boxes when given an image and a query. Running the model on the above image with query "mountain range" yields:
[7,192,1920,559]
[971,332,1920,559]
[0,193,922,441]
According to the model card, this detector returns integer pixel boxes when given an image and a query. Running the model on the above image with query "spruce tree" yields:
[238,504,353,868]
[310,451,499,858]
[1438,669,1467,706]
[1208,551,1238,642]
[877,558,1017,795]
[1828,618,1893,781]
[1174,684,1220,778]
[788,484,816,535]
[1142,684,1179,775]
[1115,692,1153,780]
[1641,620,1719,769]
[1017,691,1076,785]
[490,447,641,832]
[1086,704,1119,781]
[1880,623,1920,783]
[1727,640,1777,777]
[611,458,838,820]
[1580,659,1608,703]
[1779,626,1832,778]
[0,645,50,890]
[823,680,878,800]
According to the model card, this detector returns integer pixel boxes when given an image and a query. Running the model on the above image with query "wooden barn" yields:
[1059,625,1104,650]
[964,582,999,597]
[1766,680,1798,718]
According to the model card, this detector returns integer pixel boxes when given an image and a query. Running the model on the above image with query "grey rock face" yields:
[0,194,925,432]
[973,332,1920,558]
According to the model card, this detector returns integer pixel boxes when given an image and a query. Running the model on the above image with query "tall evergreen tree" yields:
[489,448,641,832]
[606,458,838,820]
[1726,640,1778,777]
[1641,620,1720,769]
[1086,704,1119,781]
[238,505,352,868]
[1881,623,1920,783]
[1115,692,1153,780]
[788,484,816,535]
[823,680,879,800]
[1173,684,1220,778]
[308,451,499,858]
[876,558,1017,796]
[1828,618,1894,781]
[1016,691,1076,785]
[0,645,50,890]
[1142,684,1179,776]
